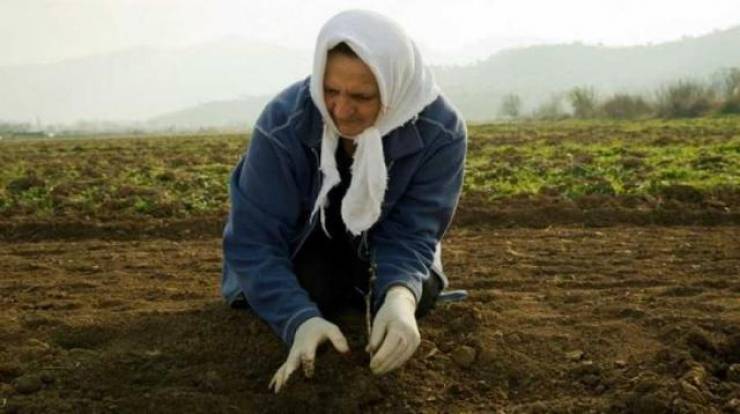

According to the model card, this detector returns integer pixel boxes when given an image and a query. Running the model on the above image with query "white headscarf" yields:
[309,9,440,236]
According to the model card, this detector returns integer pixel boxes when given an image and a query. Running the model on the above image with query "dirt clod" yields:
[0,363,23,382]
[1,382,16,395]
[477,347,497,364]
[199,370,224,392]
[13,374,43,394]
[566,350,585,361]
[3,402,21,414]
[725,398,740,414]
[727,364,740,382]
[625,391,672,414]
[40,372,55,385]
[451,345,477,367]
[581,374,601,387]
[679,380,707,405]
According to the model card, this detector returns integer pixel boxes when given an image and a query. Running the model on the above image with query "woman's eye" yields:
[353,95,375,102]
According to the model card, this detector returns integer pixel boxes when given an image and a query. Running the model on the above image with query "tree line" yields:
[499,67,740,120]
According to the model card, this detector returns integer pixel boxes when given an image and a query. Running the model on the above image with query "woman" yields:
[221,10,467,393]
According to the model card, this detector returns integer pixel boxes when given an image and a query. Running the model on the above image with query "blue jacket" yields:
[222,78,466,346]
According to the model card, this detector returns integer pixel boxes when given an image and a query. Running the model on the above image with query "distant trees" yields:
[601,94,652,119]
[499,94,522,118]
[713,67,740,100]
[533,95,567,120]
[720,93,740,114]
[567,87,598,118]
[655,80,715,118]
[713,67,740,114]
[499,66,740,121]
[0,122,32,133]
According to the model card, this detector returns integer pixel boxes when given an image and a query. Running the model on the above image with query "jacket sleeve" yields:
[222,127,321,346]
[370,126,467,308]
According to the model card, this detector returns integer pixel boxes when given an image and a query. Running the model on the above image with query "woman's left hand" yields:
[366,285,420,375]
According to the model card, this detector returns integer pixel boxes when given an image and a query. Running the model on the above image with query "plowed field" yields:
[1,222,738,413]
[1,120,739,412]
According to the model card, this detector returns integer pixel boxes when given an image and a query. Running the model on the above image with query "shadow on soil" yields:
[7,302,413,413]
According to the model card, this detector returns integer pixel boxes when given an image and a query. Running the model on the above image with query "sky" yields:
[1,0,739,66]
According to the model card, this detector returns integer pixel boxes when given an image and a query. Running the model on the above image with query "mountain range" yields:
[436,25,740,120]
[1,26,739,129]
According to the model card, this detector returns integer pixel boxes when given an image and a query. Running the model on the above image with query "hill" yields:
[1,26,738,127]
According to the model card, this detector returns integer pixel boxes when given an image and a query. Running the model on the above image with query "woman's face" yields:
[323,53,381,138]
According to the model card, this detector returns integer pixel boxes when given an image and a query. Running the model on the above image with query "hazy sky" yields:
[1,0,739,66]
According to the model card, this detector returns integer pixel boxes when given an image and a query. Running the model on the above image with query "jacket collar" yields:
[382,120,424,161]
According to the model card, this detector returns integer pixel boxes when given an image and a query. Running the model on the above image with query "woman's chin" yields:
[338,127,362,138]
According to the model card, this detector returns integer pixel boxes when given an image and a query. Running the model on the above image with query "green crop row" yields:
[0,118,738,221]
[464,128,739,200]
[0,134,245,219]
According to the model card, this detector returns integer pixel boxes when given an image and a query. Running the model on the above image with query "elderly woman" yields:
[221,10,466,392]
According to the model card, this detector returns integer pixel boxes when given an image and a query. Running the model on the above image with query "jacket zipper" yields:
[361,158,396,326]
[355,159,395,261]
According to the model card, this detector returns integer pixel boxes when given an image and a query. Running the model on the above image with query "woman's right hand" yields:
[269,317,350,393]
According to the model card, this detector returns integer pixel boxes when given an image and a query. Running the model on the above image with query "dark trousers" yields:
[292,226,441,319]
[230,227,442,318]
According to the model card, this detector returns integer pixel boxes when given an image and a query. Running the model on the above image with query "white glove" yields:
[366,285,420,375]
[269,316,349,393]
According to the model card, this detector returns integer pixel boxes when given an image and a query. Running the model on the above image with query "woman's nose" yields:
[331,96,354,119]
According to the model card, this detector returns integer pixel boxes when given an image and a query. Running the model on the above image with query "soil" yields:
[1,217,739,413]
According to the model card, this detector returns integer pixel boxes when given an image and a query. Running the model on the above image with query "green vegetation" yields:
[0,118,737,222]
[0,134,246,219]
[464,118,739,202]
